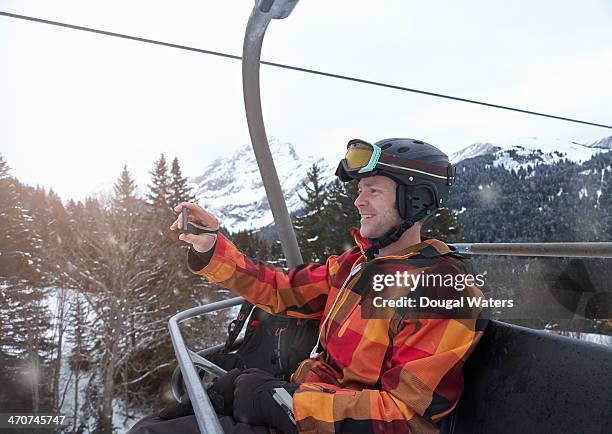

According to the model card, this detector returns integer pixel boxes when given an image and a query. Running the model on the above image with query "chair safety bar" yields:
[169,296,245,434]
[451,242,612,258]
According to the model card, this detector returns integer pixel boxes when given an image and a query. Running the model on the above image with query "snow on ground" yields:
[452,137,609,171]
[490,137,607,174]
[589,136,612,149]
[45,288,236,433]
[450,142,501,163]
[545,330,612,347]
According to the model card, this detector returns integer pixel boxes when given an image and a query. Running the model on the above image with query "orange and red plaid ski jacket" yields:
[189,229,487,434]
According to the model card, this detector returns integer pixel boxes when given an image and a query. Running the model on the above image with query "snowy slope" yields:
[43,288,148,433]
[450,142,501,163]
[588,135,612,150]
[452,137,610,171]
[191,137,335,232]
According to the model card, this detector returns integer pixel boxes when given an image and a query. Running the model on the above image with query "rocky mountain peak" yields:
[589,136,612,150]
[191,138,333,232]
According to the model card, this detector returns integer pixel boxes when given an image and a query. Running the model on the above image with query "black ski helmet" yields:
[336,138,456,258]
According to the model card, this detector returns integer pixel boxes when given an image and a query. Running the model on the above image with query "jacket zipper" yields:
[309,261,363,358]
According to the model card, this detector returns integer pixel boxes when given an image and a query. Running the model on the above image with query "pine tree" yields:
[422,207,463,243]
[17,185,73,414]
[147,154,171,214]
[268,239,287,268]
[144,155,200,307]
[293,164,329,262]
[0,155,53,413]
[231,229,270,259]
[0,155,35,283]
[325,178,360,254]
[113,165,138,215]
[169,156,195,207]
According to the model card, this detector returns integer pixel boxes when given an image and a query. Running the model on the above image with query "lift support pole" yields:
[242,0,303,268]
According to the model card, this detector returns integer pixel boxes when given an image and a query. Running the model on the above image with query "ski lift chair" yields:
[439,320,612,434]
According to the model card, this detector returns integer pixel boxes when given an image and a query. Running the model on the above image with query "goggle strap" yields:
[376,162,449,183]
[378,154,450,178]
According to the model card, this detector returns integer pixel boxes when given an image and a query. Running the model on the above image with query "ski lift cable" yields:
[1,10,611,131]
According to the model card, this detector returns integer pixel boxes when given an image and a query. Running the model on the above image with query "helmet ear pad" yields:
[396,184,437,220]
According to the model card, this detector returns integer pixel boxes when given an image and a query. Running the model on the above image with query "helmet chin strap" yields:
[364,218,415,260]
[363,207,431,260]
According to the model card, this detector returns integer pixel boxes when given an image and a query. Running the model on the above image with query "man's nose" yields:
[354,191,367,208]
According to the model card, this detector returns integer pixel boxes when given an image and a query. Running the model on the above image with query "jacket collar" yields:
[351,227,371,255]
[351,227,454,259]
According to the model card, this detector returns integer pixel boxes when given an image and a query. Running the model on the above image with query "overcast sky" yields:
[1,0,611,200]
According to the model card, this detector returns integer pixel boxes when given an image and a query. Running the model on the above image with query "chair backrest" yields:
[441,320,612,434]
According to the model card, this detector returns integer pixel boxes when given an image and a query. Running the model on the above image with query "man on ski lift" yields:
[130,138,487,434]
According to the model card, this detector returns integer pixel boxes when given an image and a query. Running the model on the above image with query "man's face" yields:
[354,176,403,238]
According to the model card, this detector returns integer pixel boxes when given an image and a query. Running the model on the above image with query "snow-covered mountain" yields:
[191,135,611,232]
[450,142,501,163]
[588,135,612,150]
[451,136,610,172]
[191,137,335,232]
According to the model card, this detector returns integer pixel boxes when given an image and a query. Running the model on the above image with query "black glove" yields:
[158,392,194,420]
[233,368,299,434]
[208,367,242,416]
[159,368,241,420]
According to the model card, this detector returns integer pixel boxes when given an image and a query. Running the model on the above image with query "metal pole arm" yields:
[242,0,303,268]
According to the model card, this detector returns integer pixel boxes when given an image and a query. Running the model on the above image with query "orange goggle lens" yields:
[345,141,374,170]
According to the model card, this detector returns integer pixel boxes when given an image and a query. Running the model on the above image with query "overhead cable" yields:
[1,10,611,130]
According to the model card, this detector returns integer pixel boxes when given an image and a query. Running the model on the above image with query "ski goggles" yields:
[336,139,456,185]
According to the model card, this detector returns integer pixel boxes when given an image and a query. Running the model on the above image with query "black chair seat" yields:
[441,320,612,434]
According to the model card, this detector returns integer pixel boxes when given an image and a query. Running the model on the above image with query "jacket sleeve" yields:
[292,316,487,433]
[188,233,337,319]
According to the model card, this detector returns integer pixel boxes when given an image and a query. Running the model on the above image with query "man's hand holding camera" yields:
[170,202,220,253]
